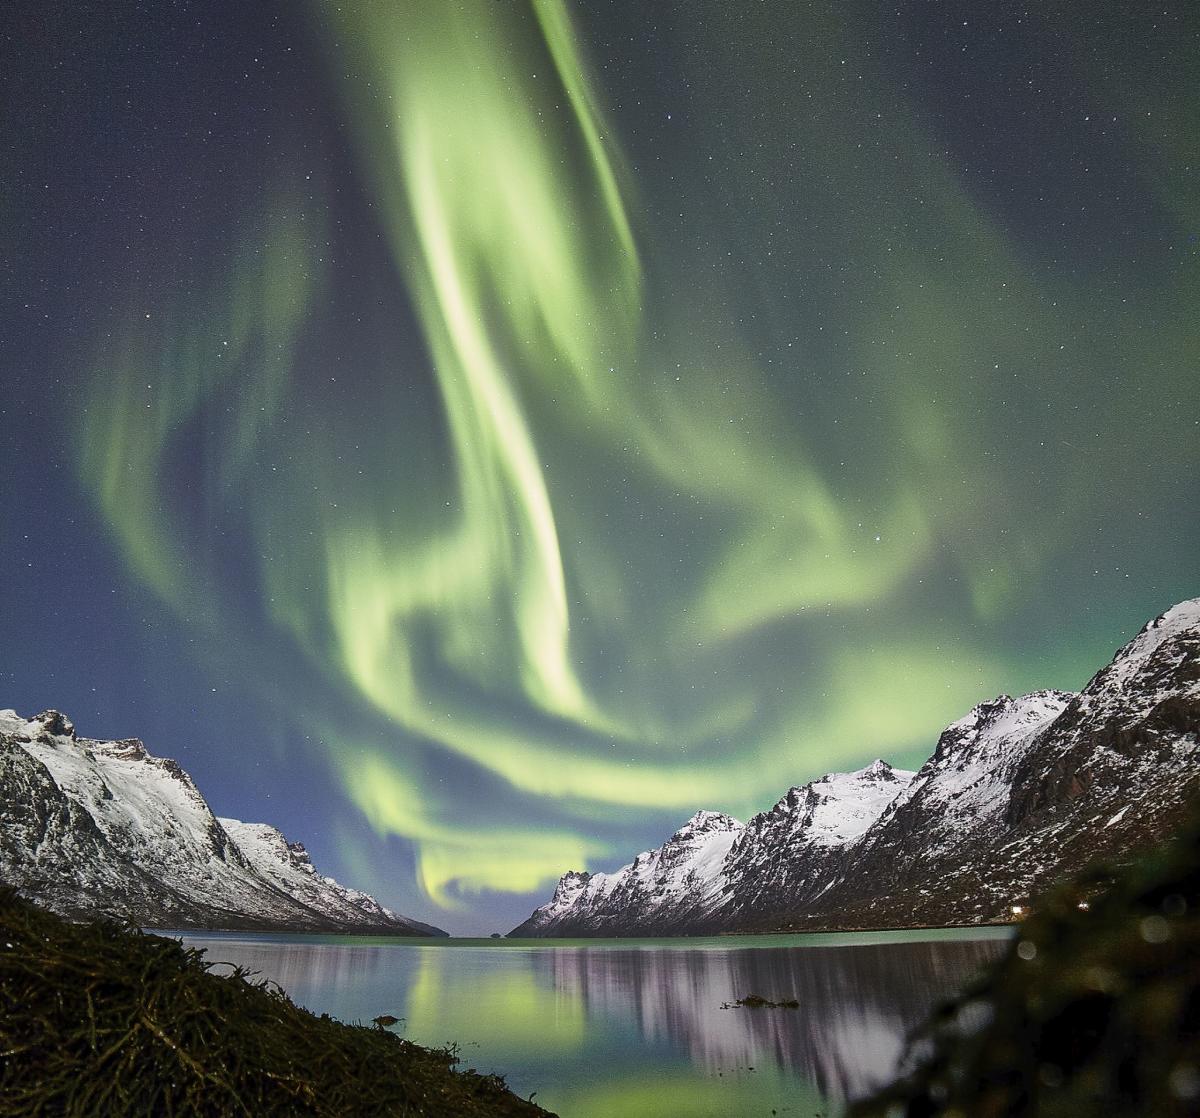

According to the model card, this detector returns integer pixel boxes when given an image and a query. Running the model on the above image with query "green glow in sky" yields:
[71,0,1199,918]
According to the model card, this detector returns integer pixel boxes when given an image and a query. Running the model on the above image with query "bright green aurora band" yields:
[75,1,1198,911]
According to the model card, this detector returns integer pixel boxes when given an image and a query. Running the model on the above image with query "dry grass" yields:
[0,889,553,1117]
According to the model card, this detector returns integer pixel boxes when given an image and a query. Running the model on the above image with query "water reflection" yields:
[538,939,1002,1103]
[178,931,1007,1117]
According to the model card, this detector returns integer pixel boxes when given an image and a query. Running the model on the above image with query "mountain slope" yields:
[513,599,1200,936]
[515,810,745,936]
[0,708,444,935]
[512,762,914,936]
[720,759,917,928]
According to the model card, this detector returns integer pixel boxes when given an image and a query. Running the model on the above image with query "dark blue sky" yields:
[2,0,1197,933]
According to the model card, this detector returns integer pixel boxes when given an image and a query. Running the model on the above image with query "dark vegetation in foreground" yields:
[851,805,1200,1118]
[0,888,552,1117]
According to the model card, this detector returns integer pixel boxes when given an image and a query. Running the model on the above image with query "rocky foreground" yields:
[513,598,1200,935]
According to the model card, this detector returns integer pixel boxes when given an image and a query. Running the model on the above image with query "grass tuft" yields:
[0,888,553,1117]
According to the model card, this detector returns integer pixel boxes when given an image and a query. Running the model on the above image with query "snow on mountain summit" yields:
[773,760,918,849]
[513,761,915,936]
[671,809,742,842]
[886,689,1075,841]
[1102,598,1200,686]
[513,597,1200,936]
[0,708,444,935]
[514,808,745,936]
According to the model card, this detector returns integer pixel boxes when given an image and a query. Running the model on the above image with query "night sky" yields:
[2,0,1197,934]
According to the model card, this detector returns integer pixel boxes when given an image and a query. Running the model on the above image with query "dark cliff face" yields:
[1005,620,1200,830]
[851,796,1200,1118]
[0,738,243,928]
[0,738,139,907]
[514,600,1200,937]
[793,692,1071,930]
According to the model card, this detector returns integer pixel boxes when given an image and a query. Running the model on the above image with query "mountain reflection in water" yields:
[535,938,1004,1103]
[177,930,1008,1117]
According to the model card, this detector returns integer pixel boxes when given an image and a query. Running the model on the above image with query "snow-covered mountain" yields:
[514,762,913,936]
[513,598,1200,936]
[0,708,444,935]
[720,759,917,926]
[517,810,745,936]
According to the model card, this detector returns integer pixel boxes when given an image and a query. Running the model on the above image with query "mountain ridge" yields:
[0,708,444,935]
[512,599,1200,937]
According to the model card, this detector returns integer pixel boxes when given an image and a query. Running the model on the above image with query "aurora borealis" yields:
[3,1,1197,932]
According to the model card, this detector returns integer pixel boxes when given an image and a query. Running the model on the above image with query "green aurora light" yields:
[70,0,1199,909]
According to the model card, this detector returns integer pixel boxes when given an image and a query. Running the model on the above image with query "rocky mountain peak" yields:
[671,810,742,843]
[551,869,593,903]
[934,690,1073,763]
[800,763,917,846]
[860,758,899,780]
[91,737,149,760]
[1114,598,1200,664]
[1082,598,1200,700]
[765,761,914,825]
[32,710,75,738]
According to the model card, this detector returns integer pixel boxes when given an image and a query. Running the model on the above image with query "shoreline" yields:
[717,918,1017,936]
[163,921,1016,944]
[0,889,551,1117]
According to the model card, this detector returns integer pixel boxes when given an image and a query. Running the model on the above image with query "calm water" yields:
[174,928,1009,1118]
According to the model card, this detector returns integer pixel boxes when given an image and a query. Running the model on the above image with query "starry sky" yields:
[2,0,1197,934]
